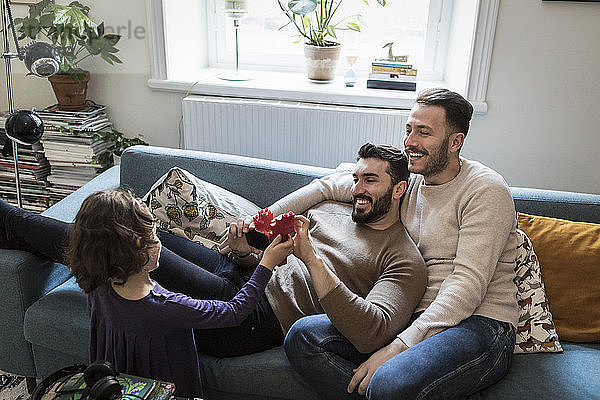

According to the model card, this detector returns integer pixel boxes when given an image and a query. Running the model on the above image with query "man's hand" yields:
[347,338,408,396]
[219,216,260,257]
[293,215,319,265]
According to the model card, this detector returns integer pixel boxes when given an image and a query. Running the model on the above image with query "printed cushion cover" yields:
[142,167,260,250]
[513,228,562,354]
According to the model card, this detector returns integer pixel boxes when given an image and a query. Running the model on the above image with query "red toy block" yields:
[270,211,295,241]
[253,208,274,234]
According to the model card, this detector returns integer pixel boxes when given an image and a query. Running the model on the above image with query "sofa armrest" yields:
[0,251,71,376]
[42,165,120,222]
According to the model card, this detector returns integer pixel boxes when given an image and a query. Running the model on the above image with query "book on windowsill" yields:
[368,73,417,82]
[366,79,417,91]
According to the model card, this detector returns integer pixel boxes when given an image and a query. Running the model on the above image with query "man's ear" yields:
[392,181,408,200]
[449,132,465,154]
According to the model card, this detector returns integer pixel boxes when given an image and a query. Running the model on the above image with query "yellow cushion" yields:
[517,212,600,342]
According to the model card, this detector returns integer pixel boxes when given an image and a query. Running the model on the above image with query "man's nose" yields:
[403,131,414,148]
[352,182,365,195]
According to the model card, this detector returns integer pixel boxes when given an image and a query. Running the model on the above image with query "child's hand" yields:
[293,215,319,265]
[260,234,293,271]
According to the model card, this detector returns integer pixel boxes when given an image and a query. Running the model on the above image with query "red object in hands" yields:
[270,212,296,241]
[253,208,274,234]
[253,209,296,267]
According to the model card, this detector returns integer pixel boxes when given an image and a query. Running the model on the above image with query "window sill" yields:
[147,68,488,114]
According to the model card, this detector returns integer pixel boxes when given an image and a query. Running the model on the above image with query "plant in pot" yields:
[15,0,121,111]
[277,0,386,82]
[91,129,148,169]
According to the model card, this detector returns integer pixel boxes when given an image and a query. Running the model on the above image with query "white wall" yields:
[5,0,600,194]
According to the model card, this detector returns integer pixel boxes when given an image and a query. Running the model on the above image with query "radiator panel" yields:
[182,96,409,168]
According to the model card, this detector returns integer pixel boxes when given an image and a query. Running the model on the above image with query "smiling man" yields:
[276,89,520,399]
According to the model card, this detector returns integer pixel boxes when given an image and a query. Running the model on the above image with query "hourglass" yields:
[344,48,359,87]
[219,0,252,81]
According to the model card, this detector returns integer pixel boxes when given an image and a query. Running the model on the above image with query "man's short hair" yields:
[357,143,409,186]
[416,88,474,137]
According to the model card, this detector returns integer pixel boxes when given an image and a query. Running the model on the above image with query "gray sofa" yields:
[1,145,599,399]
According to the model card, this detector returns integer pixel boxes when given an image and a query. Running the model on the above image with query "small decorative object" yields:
[277,0,387,82]
[344,48,358,87]
[15,0,121,111]
[219,0,252,81]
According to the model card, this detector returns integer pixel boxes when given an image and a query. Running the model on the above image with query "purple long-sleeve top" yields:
[88,265,272,398]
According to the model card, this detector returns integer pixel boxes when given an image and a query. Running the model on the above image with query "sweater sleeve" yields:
[319,243,427,353]
[398,182,516,347]
[158,265,272,329]
[269,172,353,216]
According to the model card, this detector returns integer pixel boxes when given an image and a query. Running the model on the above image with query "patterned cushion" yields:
[513,229,562,354]
[142,167,259,250]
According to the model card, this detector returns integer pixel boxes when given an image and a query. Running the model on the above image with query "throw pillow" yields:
[517,213,600,343]
[513,229,562,354]
[142,167,260,250]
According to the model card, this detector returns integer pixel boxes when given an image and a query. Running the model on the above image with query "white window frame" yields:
[146,0,499,114]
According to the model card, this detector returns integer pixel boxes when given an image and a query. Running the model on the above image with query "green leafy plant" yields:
[277,0,386,47]
[14,0,121,80]
[90,129,148,168]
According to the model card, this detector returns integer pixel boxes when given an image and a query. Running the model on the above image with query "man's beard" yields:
[408,134,450,178]
[352,184,394,223]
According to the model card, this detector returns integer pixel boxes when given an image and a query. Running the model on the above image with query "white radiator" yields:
[182,95,409,169]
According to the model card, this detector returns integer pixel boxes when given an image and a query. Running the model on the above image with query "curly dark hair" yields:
[66,190,159,293]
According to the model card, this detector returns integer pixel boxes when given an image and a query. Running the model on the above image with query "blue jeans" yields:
[285,314,515,400]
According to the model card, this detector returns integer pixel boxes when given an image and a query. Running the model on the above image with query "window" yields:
[147,0,499,113]
[164,0,449,81]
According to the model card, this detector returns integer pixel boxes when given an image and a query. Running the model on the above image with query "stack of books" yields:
[367,57,418,91]
[36,103,114,204]
[0,128,51,211]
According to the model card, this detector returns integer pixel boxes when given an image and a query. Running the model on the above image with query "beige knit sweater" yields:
[270,158,519,348]
[265,201,426,353]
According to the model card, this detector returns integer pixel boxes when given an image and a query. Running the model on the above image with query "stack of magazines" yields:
[36,102,114,204]
[0,129,51,211]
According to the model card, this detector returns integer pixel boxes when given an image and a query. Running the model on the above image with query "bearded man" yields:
[278,89,519,399]
[211,143,427,359]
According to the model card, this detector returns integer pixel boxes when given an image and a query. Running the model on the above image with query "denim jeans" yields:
[285,313,515,400]
[1,200,283,357]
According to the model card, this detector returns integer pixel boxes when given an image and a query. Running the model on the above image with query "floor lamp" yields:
[0,0,59,208]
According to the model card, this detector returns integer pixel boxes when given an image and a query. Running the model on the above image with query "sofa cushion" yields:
[513,229,562,354]
[517,213,600,342]
[142,167,260,250]
[23,276,90,359]
[477,342,600,400]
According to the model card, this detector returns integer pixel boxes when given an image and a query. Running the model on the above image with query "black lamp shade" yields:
[24,42,60,77]
[4,110,44,145]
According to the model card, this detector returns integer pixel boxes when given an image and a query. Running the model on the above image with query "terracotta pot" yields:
[303,43,341,82]
[47,71,91,111]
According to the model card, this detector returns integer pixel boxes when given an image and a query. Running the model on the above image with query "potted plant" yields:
[277,0,386,81]
[90,129,148,169]
[15,0,121,111]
